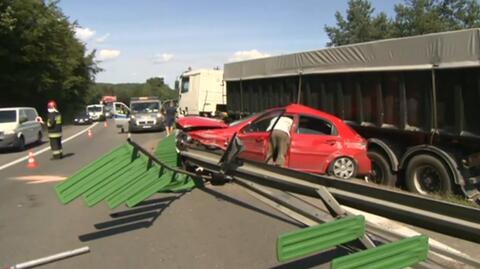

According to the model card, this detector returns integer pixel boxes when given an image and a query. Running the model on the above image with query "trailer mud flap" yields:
[331,235,429,269]
[277,215,365,262]
[55,135,197,209]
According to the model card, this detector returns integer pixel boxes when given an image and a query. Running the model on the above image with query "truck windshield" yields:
[0,110,16,123]
[87,106,102,112]
[131,102,160,113]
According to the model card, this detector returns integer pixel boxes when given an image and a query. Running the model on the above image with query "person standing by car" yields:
[46,100,63,159]
[266,115,293,167]
[165,101,177,136]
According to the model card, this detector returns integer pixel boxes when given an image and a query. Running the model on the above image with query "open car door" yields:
[112,102,130,132]
[237,109,284,163]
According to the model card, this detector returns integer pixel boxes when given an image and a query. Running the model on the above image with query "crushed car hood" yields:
[177,116,227,131]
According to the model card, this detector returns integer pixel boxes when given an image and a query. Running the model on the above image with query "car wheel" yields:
[17,136,25,151]
[367,151,397,186]
[36,131,43,144]
[329,157,356,179]
[405,154,452,195]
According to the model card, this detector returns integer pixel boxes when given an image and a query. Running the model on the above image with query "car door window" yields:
[26,109,37,121]
[19,109,28,123]
[243,110,283,133]
[296,115,337,136]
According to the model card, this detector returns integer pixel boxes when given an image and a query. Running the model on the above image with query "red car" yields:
[178,104,371,179]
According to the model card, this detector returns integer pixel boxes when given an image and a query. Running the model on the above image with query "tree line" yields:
[325,0,480,46]
[87,77,178,105]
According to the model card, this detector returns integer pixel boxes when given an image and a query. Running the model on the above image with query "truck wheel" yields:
[329,157,356,179]
[367,151,397,187]
[405,154,453,195]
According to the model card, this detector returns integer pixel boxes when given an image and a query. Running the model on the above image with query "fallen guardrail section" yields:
[55,135,198,209]
[180,142,480,269]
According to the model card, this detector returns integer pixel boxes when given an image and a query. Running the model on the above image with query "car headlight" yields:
[4,130,15,135]
[130,115,135,119]
[156,113,162,118]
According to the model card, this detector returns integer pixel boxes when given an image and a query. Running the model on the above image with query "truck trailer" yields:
[223,28,480,199]
[177,69,225,116]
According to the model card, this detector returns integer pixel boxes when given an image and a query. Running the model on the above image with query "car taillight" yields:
[345,140,367,150]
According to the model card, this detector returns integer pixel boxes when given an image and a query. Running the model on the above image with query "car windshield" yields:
[87,106,102,112]
[76,112,88,117]
[131,102,159,113]
[0,110,16,123]
[229,113,258,127]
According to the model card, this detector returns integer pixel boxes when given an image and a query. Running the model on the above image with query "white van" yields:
[0,107,43,150]
[86,104,105,121]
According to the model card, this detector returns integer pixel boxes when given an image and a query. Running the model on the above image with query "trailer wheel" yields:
[368,151,397,187]
[406,154,453,195]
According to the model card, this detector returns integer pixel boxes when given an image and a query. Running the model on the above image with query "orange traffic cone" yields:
[27,151,38,169]
[103,121,108,128]
[87,128,93,138]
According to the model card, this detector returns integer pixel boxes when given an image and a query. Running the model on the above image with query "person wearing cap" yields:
[46,100,63,159]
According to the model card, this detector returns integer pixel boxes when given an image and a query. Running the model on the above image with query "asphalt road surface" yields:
[0,121,343,269]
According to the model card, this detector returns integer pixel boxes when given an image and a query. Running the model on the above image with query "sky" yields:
[58,0,399,87]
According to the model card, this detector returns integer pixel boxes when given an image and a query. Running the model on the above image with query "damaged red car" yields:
[177,104,371,179]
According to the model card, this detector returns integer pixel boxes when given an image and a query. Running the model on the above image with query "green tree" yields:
[325,0,480,46]
[324,0,392,46]
[0,0,99,119]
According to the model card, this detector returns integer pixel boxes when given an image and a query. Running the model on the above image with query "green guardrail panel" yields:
[126,171,174,207]
[55,144,133,204]
[83,155,149,207]
[155,134,178,166]
[106,165,163,209]
[331,235,429,269]
[277,215,365,262]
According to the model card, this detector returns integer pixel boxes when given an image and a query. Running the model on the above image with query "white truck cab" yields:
[178,69,225,116]
[0,107,43,150]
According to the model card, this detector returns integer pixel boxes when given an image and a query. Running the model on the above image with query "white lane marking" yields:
[0,123,98,171]
[10,175,67,184]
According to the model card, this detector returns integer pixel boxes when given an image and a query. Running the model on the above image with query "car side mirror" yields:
[19,116,28,124]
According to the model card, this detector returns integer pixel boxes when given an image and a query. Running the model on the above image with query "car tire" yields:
[405,154,453,195]
[36,131,43,144]
[17,136,25,151]
[367,151,397,187]
[329,157,357,179]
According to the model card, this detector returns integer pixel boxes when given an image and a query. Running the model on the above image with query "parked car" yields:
[178,104,371,179]
[0,107,43,150]
[73,112,92,125]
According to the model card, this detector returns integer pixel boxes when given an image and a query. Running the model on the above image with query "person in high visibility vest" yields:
[47,100,63,159]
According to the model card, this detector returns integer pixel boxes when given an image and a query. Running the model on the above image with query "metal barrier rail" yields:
[179,148,480,244]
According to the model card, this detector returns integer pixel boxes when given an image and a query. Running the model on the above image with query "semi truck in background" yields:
[223,29,480,200]
[177,69,225,117]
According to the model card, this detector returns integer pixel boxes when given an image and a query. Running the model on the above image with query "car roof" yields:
[267,104,342,123]
[0,107,36,111]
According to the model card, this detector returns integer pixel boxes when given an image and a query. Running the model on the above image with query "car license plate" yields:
[142,125,152,129]
[79,119,84,123]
